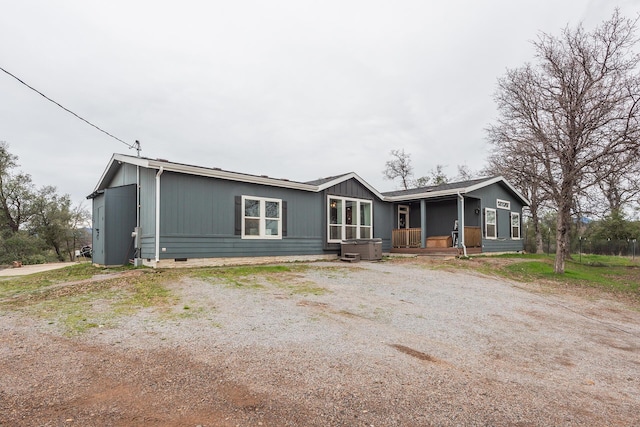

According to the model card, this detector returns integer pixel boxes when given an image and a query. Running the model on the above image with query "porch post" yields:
[457,192,467,256]
[420,199,427,248]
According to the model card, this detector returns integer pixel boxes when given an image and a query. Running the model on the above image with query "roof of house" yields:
[89,154,385,200]
[382,176,530,205]
[90,154,529,206]
[304,173,353,186]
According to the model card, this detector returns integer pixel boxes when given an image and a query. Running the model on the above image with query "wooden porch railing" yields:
[464,226,481,247]
[392,226,482,248]
[392,228,422,248]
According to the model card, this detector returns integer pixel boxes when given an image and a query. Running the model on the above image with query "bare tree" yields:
[454,165,477,182]
[383,149,414,190]
[428,164,449,185]
[488,10,640,273]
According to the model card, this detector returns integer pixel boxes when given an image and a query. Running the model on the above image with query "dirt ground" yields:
[1,258,639,426]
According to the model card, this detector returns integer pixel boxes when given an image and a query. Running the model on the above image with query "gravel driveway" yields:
[1,259,639,426]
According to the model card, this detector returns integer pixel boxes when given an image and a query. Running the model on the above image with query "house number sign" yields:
[496,199,511,210]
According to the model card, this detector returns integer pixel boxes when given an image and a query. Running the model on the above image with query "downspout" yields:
[155,167,164,263]
[457,191,467,257]
[134,164,141,264]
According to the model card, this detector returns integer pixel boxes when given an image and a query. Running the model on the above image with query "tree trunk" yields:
[554,195,573,274]
[52,243,64,262]
[530,203,544,254]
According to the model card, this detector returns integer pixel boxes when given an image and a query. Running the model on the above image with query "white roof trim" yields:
[384,176,530,206]
[142,157,317,191]
[96,154,384,194]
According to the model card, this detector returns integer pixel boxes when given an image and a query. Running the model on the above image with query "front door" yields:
[398,205,410,229]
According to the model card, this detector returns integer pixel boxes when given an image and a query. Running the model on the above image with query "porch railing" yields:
[392,228,422,248]
[464,226,481,247]
[392,226,482,248]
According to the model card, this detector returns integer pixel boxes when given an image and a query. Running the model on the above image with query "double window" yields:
[328,196,372,242]
[485,207,521,240]
[242,196,281,239]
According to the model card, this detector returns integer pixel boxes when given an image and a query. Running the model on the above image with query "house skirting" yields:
[143,254,339,269]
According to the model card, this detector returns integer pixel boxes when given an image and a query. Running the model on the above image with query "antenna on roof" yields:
[131,140,142,157]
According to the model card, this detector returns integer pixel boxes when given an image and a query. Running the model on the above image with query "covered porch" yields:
[389,195,483,255]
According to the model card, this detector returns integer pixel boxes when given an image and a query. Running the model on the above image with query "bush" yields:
[0,232,48,265]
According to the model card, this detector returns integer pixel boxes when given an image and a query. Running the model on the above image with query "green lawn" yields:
[492,253,640,294]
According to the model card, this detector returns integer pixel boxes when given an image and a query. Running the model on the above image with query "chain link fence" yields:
[524,235,639,259]
[573,238,638,258]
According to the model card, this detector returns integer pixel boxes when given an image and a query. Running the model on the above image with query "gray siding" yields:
[464,197,482,227]
[149,171,326,259]
[108,163,138,187]
[469,182,524,252]
[424,199,457,237]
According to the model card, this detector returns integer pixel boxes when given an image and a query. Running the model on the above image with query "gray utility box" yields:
[340,238,383,261]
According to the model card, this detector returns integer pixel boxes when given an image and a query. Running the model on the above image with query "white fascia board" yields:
[385,177,531,206]
[92,154,152,193]
[92,154,118,193]
[317,172,386,200]
[142,158,318,192]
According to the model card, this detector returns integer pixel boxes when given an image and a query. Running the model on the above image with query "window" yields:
[242,196,281,239]
[328,196,372,242]
[485,208,497,239]
[511,212,520,239]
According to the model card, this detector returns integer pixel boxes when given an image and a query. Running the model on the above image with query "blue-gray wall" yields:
[124,170,392,261]
[150,171,324,259]
[469,183,524,252]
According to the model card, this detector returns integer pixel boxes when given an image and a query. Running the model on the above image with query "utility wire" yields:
[0,66,136,150]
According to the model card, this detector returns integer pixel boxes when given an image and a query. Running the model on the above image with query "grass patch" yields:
[0,263,133,300]
[189,264,310,289]
[279,280,328,296]
[2,264,175,335]
[498,255,640,294]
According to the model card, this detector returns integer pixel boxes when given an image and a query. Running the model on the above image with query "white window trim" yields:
[511,212,521,240]
[241,195,282,239]
[485,207,497,240]
[327,195,373,243]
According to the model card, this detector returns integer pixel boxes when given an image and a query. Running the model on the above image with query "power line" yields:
[0,65,137,151]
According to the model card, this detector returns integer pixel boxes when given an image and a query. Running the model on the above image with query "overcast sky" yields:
[1,0,639,206]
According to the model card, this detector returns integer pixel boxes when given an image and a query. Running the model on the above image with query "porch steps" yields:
[341,252,361,263]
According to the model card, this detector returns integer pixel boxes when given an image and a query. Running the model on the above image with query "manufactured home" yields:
[88,154,529,267]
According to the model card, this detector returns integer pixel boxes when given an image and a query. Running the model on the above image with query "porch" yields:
[391,226,482,255]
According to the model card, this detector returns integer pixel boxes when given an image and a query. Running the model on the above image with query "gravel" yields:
[1,258,639,426]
